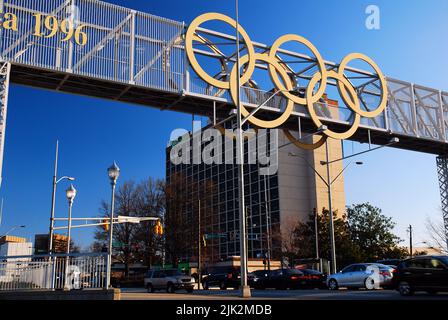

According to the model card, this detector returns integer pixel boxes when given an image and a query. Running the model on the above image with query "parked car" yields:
[252,268,325,290]
[250,270,271,288]
[376,259,402,267]
[393,255,448,296]
[144,269,195,293]
[202,266,242,290]
[327,263,394,290]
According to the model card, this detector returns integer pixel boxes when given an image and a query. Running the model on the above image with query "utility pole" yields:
[325,141,337,274]
[197,199,202,290]
[263,175,271,271]
[313,208,320,271]
[49,140,59,255]
[235,0,250,298]
[408,225,413,258]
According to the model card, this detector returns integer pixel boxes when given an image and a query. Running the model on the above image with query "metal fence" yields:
[0,253,107,291]
[0,0,447,146]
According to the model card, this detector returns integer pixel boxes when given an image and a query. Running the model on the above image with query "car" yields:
[376,259,402,267]
[393,255,448,296]
[252,268,325,290]
[201,266,242,290]
[326,263,394,290]
[144,269,195,293]
[298,269,327,289]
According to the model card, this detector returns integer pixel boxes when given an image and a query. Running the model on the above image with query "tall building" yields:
[165,97,346,266]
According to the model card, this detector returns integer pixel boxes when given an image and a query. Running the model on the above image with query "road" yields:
[120,288,448,300]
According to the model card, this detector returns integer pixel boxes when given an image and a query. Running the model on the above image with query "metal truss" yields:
[0,0,446,150]
[436,156,448,251]
[0,61,10,187]
[0,0,447,234]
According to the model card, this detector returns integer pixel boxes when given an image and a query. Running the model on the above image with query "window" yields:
[341,265,355,273]
[427,258,446,269]
[407,259,427,269]
[353,265,367,272]
[271,269,283,277]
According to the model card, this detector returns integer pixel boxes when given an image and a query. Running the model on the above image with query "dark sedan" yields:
[393,255,448,296]
[252,268,326,290]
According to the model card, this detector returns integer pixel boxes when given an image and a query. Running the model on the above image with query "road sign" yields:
[204,233,227,239]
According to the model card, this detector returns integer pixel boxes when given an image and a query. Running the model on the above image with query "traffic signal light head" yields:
[102,219,109,232]
[153,220,164,235]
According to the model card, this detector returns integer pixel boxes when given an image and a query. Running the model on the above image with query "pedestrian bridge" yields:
[0,0,447,155]
[0,0,447,242]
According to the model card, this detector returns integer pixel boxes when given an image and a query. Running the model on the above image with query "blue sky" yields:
[0,0,447,250]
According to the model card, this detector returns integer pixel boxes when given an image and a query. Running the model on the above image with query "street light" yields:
[65,184,76,255]
[289,151,363,274]
[106,161,120,288]
[64,184,76,291]
[49,140,75,255]
[1,225,25,237]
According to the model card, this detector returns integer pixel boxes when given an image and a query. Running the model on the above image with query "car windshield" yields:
[164,270,182,276]
[285,269,303,275]
[372,263,391,270]
[438,256,448,266]
[302,269,321,275]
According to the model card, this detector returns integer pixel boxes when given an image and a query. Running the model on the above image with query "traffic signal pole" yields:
[198,199,202,290]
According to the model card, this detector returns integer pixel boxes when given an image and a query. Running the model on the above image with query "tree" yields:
[132,178,165,268]
[346,203,407,261]
[92,178,165,276]
[424,216,448,254]
[288,209,362,268]
[284,203,407,270]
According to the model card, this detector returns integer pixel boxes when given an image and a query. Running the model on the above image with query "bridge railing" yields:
[0,0,447,146]
[0,253,107,291]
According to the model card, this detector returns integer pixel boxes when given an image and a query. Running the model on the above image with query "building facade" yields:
[165,98,346,266]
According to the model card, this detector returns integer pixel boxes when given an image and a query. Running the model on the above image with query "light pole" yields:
[64,184,76,290]
[49,140,75,255]
[289,150,363,274]
[107,161,120,288]
[263,175,272,271]
[407,225,413,258]
[1,225,25,237]
[197,199,201,290]
[313,208,320,269]
[322,142,363,274]
[234,0,251,299]
[65,184,76,255]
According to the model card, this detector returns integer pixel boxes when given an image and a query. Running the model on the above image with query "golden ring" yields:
[229,53,295,129]
[283,129,327,150]
[307,70,361,140]
[269,34,328,105]
[337,53,388,118]
[185,12,256,90]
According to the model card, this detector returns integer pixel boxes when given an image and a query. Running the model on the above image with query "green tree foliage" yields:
[346,203,407,262]
[287,203,407,269]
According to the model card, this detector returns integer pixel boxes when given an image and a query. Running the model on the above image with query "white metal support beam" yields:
[0,61,10,187]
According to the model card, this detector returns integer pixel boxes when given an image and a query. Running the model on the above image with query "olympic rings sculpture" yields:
[185,12,388,149]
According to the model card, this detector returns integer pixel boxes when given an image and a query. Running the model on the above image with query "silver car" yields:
[144,269,195,293]
[327,263,394,290]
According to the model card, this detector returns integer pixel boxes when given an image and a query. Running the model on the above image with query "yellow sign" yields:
[0,11,88,46]
[185,13,388,147]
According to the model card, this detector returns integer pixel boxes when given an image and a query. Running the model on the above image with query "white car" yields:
[144,269,195,293]
[327,263,393,290]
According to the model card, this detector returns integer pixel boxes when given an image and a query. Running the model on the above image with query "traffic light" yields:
[153,220,164,235]
[102,219,109,232]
